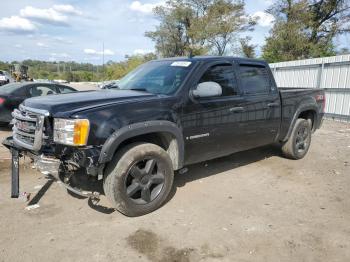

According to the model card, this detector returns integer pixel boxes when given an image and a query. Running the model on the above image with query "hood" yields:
[23,89,157,116]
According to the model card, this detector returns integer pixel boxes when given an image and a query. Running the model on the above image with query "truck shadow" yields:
[68,145,281,215]
[165,145,282,204]
[174,145,281,188]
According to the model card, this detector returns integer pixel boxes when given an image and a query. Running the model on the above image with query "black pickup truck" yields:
[3,56,325,216]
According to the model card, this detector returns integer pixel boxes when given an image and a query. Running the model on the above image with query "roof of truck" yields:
[157,55,268,65]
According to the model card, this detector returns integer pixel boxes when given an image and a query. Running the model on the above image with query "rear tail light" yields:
[0,97,5,105]
[315,94,325,113]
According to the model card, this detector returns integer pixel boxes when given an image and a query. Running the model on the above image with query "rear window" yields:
[239,65,271,95]
[58,85,76,93]
[0,71,3,75]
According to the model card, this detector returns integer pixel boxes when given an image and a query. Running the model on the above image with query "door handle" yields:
[267,102,279,107]
[229,107,245,113]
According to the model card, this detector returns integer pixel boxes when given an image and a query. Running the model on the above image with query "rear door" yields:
[236,62,281,148]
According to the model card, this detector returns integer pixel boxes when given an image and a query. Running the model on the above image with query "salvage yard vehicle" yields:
[3,56,325,216]
[0,82,77,126]
[0,70,12,86]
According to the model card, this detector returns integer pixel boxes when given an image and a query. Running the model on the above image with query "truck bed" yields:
[278,87,325,141]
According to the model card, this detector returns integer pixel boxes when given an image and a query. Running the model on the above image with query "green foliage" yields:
[0,54,157,82]
[105,53,157,80]
[262,0,349,62]
[238,36,256,58]
[146,0,256,57]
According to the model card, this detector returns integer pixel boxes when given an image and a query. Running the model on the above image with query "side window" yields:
[199,64,238,96]
[30,85,57,97]
[239,65,271,95]
[58,86,76,93]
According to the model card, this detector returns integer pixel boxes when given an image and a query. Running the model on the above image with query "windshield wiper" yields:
[129,88,148,92]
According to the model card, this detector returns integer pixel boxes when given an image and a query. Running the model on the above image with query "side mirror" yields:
[192,81,222,98]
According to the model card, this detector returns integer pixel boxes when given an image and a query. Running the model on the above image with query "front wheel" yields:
[282,118,312,160]
[0,122,9,127]
[103,143,174,216]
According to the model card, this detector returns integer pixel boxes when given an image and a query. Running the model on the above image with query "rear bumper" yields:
[315,112,324,131]
[0,108,12,123]
[0,81,7,86]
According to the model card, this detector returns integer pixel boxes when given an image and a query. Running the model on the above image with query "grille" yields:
[12,105,49,151]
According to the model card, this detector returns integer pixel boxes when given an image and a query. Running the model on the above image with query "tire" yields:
[0,122,9,127]
[282,118,312,160]
[103,143,174,216]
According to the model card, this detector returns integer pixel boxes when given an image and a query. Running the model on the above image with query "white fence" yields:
[270,54,350,122]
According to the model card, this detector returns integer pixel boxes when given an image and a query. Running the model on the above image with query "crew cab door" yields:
[236,62,281,149]
[181,61,246,164]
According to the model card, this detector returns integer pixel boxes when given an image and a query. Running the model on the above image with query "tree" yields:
[146,1,206,57]
[146,0,255,57]
[238,36,256,58]
[262,0,349,62]
[105,53,157,80]
[307,0,350,45]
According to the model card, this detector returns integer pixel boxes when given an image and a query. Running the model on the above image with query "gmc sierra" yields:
[3,56,325,216]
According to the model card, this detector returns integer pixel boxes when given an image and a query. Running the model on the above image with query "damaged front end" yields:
[2,105,104,198]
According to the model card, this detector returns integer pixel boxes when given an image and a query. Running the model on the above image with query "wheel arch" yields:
[283,104,318,142]
[99,120,184,170]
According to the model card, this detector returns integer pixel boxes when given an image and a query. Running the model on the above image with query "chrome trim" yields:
[12,105,48,151]
[12,109,37,122]
[19,104,50,116]
[32,154,61,176]
[13,127,35,138]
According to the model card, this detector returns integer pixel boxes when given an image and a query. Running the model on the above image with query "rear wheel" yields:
[282,118,311,159]
[103,143,174,216]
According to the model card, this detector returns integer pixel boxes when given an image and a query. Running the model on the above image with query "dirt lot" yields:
[0,120,350,262]
[68,82,98,91]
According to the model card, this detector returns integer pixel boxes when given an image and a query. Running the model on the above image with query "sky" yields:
[0,0,348,64]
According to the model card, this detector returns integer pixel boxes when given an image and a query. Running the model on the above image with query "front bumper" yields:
[2,136,102,199]
[3,137,61,197]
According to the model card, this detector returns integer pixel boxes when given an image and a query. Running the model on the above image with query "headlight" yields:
[54,118,90,146]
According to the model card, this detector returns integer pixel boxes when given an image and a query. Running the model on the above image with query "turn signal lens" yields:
[73,119,90,146]
[54,118,90,146]
[0,97,5,105]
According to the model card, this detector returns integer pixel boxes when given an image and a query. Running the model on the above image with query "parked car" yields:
[0,70,13,86]
[99,80,119,89]
[3,56,325,216]
[0,82,77,125]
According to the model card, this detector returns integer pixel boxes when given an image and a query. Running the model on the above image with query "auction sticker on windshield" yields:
[171,61,192,67]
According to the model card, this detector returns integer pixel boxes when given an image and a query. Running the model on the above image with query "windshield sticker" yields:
[171,61,192,67]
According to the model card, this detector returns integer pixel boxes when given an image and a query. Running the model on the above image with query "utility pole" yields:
[102,42,105,82]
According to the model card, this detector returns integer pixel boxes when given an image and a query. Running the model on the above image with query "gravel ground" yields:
[0,120,349,262]
[68,82,99,91]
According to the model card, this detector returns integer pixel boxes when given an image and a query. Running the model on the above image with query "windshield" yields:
[0,83,23,94]
[117,60,194,95]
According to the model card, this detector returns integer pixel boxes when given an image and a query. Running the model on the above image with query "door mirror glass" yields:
[192,81,222,98]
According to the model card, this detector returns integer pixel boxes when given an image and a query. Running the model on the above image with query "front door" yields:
[181,62,245,165]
